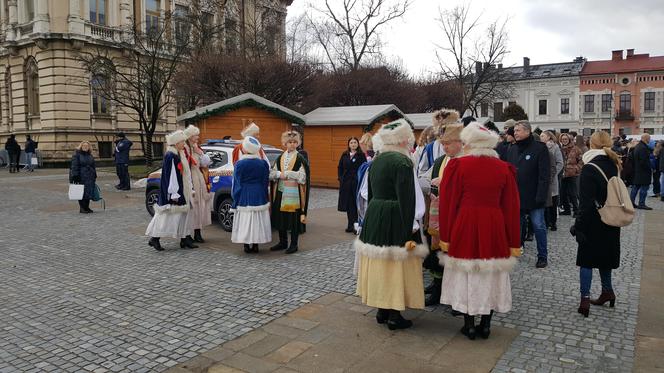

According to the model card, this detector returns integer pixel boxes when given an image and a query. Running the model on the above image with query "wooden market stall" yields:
[304,104,412,188]
[177,93,306,149]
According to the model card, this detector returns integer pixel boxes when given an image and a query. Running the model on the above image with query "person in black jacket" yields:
[113,132,133,191]
[505,121,551,268]
[629,134,653,210]
[338,137,367,233]
[5,134,21,173]
[571,131,622,317]
[24,135,37,172]
[70,141,97,213]
[656,141,664,202]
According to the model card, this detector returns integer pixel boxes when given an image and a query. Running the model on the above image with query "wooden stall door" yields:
[198,106,292,149]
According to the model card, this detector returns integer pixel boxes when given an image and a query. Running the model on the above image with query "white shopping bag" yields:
[68,184,84,200]
[31,157,38,166]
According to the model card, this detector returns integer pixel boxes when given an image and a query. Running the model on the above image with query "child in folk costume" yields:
[231,122,268,165]
[231,136,271,253]
[438,122,521,340]
[146,130,196,251]
[184,125,213,244]
[355,119,428,331]
[418,123,464,307]
[417,109,460,176]
[269,131,310,254]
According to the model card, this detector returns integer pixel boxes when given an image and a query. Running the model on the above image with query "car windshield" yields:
[206,150,229,169]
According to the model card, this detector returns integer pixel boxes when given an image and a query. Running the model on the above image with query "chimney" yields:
[483,62,490,71]
[523,57,530,67]
[612,50,623,61]
[498,63,503,69]
[626,49,635,58]
[475,61,482,74]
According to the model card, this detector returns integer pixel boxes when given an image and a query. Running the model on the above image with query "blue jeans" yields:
[660,173,664,198]
[579,267,613,297]
[630,184,649,206]
[520,208,547,260]
[24,152,34,170]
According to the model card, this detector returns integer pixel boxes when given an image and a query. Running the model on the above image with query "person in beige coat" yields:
[184,125,213,243]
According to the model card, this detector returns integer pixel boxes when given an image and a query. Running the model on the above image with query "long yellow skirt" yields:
[356,255,425,311]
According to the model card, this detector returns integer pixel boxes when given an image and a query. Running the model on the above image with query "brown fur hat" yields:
[433,109,460,130]
[440,124,463,142]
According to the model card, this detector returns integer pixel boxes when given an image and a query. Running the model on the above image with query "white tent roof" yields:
[176,92,306,123]
[405,113,434,130]
[305,104,411,126]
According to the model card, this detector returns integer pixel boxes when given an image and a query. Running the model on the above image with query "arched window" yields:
[90,75,109,114]
[25,58,39,116]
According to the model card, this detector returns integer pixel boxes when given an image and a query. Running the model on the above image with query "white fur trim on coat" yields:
[166,130,187,146]
[154,203,190,214]
[464,148,499,158]
[438,253,517,273]
[242,136,261,155]
[379,144,412,159]
[354,238,429,261]
[377,119,415,146]
[184,125,200,139]
[460,122,499,150]
[230,203,270,212]
[241,122,260,138]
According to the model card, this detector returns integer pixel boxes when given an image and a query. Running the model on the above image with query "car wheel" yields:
[217,197,234,232]
[145,189,160,216]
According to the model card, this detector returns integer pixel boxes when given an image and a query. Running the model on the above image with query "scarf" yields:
[582,148,606,165]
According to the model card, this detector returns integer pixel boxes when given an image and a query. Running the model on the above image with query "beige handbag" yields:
[587,163,635,227]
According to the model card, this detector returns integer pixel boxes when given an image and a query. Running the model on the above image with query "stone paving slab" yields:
[169,293,519,373]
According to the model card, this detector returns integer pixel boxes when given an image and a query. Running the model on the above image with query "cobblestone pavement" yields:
[0,171,659,372]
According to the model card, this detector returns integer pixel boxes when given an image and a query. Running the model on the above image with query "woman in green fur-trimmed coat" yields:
[355,119,428,331]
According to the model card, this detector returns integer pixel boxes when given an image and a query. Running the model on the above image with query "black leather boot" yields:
[243,244,252,253]
[461,314,476,340]
[425,277,442,307]
[376,308,389,324]
[387,310,413,331]
[251,244,259,253]
[193,229,205,243]
[180,236,198,249]
[285,231,299,254]
[270,231,288,251]
[149,237,164,251]
[478,311,493,339]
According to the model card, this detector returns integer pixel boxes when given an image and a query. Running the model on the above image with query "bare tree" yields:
[76,14,190,167]
[306,0,411,72]
[435,4,513,116]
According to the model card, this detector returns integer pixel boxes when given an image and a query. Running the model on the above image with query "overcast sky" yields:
[287,0,664,75]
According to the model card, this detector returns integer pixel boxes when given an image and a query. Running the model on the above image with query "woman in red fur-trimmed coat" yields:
[438,122,522,341]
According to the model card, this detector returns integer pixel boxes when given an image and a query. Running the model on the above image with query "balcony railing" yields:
[615,110,634,121]
[88,23,122,42]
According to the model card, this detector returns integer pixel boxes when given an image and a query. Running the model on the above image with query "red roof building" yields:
[580,49,664,136]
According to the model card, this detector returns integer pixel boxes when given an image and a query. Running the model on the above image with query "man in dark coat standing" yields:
[4,134,21,173]
[630,134,653,210]
[505,121,551,268]
[113,132,133,191]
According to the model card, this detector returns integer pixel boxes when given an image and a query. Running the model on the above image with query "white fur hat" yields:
[371,132,384,153]
[184,125,200,139]
[166,130,187,146]
[242,136,261,155]
[460,122,499,149]
[241,122,260,138]
[376,119,415,146]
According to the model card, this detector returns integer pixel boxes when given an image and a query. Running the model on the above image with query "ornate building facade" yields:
[0,0,292,164]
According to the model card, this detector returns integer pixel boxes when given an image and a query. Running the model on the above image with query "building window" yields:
[560,98,570,114]
[25,58,39,116]
[620,93,631,112]
[145,0,160,32]
[90,75,109,114]
[601,94,612,112]
[174,5,190,45]
[538,99,547,115]
[644,128,655,135]
[25,0,35,21]
[480,103,488,117]
[584,95,594,113]
[89,0,106,25]
[508,101,516,107]
[645,92,655,112]
[152,142,164,157]
[493,102,503,122]
[98,141,113,158]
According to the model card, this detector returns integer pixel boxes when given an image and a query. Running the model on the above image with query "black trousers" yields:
[545,196,559,228]
[654,171,661,195]
[116,163,130,189]
[559,177,579,213]
[78,199,90,210]
[346,209,358,230]
[8,153,19,172]
[278,229,299,247]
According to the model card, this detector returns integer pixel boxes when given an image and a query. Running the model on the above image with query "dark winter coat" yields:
[114,138,133,164]
[24,139,37,153]
[658,148,664,172]
[337,151,367,212]
[505,136,551,211]
[4,137,20,155]
[496,141,511,161]
[157,151,186,207]
[574,155,621,269]
[631,141,652,186]
[69,150,97,200]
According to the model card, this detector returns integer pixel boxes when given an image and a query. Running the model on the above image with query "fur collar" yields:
[240,154,260,160]
[463,148,499,158]
[582,149,606,164]
[379,144,412,158]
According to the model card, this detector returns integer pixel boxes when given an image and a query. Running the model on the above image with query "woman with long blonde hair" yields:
[571,131,623,317]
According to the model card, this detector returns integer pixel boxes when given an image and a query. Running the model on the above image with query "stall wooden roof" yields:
[305,104,412,128]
